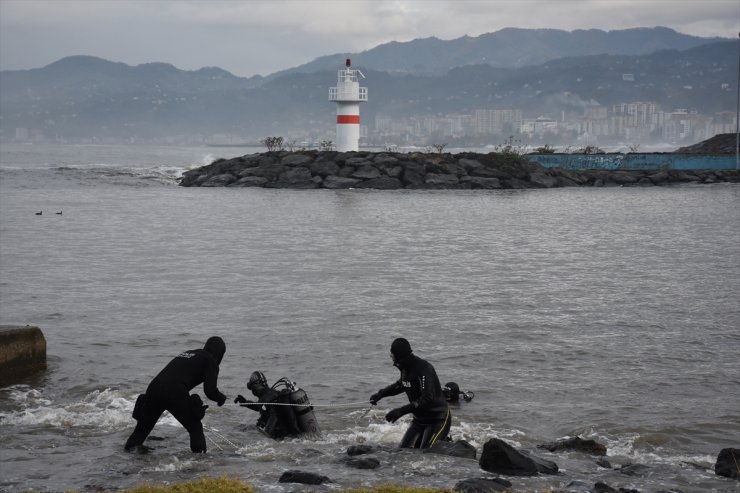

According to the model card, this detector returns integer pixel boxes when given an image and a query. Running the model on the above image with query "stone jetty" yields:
[179,150,740,189]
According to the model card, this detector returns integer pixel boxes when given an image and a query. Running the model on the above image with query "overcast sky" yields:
[1,0,738,77]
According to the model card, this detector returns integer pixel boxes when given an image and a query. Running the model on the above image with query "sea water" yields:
[0,143,739,492]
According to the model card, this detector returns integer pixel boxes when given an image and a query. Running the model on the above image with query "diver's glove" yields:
[217,395,226,407]
[385,407,405,423]
[370,392,383,405]
[234,395,247,404]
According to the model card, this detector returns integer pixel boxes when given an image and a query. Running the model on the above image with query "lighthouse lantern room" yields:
[328,58,368,152]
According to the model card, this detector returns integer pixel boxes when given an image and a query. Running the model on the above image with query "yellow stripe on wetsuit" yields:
[429,408,451,446]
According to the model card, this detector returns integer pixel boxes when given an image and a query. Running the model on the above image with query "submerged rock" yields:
[424,439,477,459]
[538,436,608,456]
[454,477,512,493]
[278,470,331,485]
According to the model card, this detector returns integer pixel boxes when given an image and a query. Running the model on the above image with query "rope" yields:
[231,400,371,409]
[204,431,224,451]
[203,425,240,450]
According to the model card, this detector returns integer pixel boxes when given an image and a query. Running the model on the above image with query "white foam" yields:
[0,387,177,429]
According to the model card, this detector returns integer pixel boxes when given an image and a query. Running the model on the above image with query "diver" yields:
[442,382,475,404]
[124,336,227,453]
[369,337,451,449]
[235,371,319,439]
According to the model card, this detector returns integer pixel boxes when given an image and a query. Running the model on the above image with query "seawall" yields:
[0,325,47,384]
[528,153,738,171]
[179,150,740,189]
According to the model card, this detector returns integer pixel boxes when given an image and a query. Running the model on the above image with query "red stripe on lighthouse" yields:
[337,115,360,124]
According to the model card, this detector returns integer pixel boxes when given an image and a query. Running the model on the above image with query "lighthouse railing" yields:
[329,86,368,101]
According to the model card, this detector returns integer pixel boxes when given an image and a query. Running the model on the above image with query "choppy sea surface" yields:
[0,143,738,493]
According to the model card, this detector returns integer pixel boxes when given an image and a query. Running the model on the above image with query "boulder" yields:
[341,456,381,470]
[373,154,400,166]
[347,444,379,456]
[402,169,426,187]
[232,176,268,187]
[619,463,650,477]
[528,171,558,188]
[425,172,459,185]
[715,448,740,479]
[201,173,235,187]
[458,158,483,172]
[466,176,502,189]
[352,165,382,180]
[424,440,477,459]
[354,177,403,189]
[538,436,607,456]
[238,164,283,181]
[309,160,340,177]
[453,477,512,493]
[322,175,359,189]
[479,438,558,476]
[346,156,371,167]
[270,167,317,189]
[281,154,313,166]
[278,470,331,485]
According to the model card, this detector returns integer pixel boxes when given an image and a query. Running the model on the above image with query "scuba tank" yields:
[272,378,321,435]
[288,387,320,434]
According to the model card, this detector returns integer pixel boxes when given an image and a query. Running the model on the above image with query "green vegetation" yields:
[98,476,567,493]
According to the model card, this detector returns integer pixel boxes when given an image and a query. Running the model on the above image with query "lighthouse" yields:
[328,58,367,152]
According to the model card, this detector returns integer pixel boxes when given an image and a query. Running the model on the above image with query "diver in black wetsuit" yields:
[234,371,301,439]
[369,337,451,449]
[124,336,227,453]
[442,382,475,404]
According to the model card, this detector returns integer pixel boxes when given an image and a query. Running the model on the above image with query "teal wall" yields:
[528,154,738,171]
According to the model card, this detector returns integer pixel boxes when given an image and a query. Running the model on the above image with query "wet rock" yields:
[479,438,558,476]
[309,160,340,177]
[281,154,313,166]
[201,173,235,187]
[596,457,612,469]
[619,463,650,477]
[322,175,359,189]
[354,176,403,189]
[340,456,381,469]
[424,439,477,459]
[270,167,317,189]
[453,477,512,493]
[352,164,381,180]
[715,447,740,479]
[529,171,558,188]
[466,176,503,189]
[232,176,268,187]
[278,470,331,485]
[425,172,460,186]
[347,444,379,456]
[593,482,617,492]
[538,436,607,456]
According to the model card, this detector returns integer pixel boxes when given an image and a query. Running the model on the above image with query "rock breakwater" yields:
[179,151,740,189]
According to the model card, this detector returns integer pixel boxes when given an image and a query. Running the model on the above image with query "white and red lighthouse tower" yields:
[328,58,367,152]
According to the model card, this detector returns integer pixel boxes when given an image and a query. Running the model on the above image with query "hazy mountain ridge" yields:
[0,27,735,142]
[273,26,727,76]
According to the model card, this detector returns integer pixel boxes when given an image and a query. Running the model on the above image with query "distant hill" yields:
[0,28,735,143]
[272,26,728,77]
[676,133,738,154]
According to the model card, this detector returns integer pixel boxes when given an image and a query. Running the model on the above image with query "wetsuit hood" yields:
[391,337,413,368]
[204,336,226,364]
